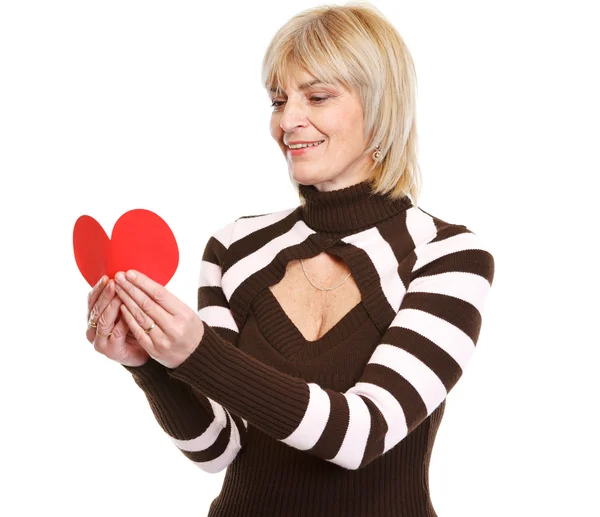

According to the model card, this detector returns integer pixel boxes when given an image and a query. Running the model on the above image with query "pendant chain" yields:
[299,258,352,291]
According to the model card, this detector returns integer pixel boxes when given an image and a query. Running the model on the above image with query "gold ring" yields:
[96,330,112,339]
[89,318,97,329]
[144,322,155,334]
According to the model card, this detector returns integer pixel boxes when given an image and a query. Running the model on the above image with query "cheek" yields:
[270,117,282,142]
[339,114,364,146]
[316,111,358,145]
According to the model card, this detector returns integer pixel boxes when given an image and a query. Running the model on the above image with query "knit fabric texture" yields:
[124,179,495,517]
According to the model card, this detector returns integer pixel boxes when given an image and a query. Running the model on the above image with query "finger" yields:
[93,294,121,348]
[119,303,156,355]
[113,313,139,341]
[88,279,117,327]
[103,316,127,352]
[114,282,166,344]
[86,280,116,343]
[96,293,122,336]
[114,271,172,329]
[87,276,107,322]
[116,270,180,315]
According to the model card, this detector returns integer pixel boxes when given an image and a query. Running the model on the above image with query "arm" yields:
[169,224,495,470]
[124,218,248,473]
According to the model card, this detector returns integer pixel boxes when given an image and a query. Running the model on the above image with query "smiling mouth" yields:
[287,140,325,150]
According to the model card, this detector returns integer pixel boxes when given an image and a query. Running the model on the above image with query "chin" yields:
[289,170,321,186]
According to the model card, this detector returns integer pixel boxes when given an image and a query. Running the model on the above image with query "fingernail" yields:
[126,270,136,280]
[115,272,125,283]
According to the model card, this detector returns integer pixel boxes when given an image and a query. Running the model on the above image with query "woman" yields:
[86,4,495,516]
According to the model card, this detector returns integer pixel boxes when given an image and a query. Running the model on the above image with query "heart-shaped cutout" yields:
[73,209,179,287]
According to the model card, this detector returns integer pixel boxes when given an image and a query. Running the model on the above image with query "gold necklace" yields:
[299,258,352,291]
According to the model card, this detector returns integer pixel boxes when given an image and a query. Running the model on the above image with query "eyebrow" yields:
[270,79,328,94]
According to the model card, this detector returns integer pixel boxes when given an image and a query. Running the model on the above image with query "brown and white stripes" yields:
[158,200,495,471]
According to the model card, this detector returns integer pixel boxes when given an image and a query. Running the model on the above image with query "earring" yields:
[372,144,382,162]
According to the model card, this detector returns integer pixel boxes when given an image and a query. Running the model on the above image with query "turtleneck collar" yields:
[298,179,413,235]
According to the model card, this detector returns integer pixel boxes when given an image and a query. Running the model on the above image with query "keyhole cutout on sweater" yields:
[268,252,362,342]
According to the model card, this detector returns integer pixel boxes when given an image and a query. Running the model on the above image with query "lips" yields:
[286,141,325,151]
[285,139,325,146]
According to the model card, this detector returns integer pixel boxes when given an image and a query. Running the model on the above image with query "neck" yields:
[298,179,412,235]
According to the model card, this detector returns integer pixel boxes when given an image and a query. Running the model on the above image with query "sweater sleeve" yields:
[168,224,495,470]
[123,218,248,473]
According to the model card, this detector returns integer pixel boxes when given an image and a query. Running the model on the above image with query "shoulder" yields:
[406,205,495,284]
[210,206,299,249]
[406,205,493,253]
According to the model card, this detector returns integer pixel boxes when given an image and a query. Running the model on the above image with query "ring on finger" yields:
[89,318,98,329]
[96,329,112,339]
[144,321,155,334]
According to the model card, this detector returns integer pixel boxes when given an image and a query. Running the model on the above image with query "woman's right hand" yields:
[86,276,151,367]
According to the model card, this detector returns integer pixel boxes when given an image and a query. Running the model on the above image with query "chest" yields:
[268,253,361,342]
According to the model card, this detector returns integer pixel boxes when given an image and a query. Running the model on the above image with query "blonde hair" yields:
[261,1,422,207]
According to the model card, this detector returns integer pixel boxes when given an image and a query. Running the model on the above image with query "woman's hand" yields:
[86,276,151,367]
[113,270,205,369]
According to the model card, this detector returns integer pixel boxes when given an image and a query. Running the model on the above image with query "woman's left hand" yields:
[113,270,204,369]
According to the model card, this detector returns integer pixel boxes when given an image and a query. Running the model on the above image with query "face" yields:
[269,69,373,192]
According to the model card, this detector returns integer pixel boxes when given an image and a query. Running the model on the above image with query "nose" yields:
[279,97,308,133]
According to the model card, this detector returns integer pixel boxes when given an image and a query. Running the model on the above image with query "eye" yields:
[270,96,329,111]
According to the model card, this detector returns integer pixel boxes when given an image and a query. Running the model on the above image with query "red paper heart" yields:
[73,209,179,287]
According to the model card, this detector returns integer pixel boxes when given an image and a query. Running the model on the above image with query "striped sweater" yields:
[125,179,495,517]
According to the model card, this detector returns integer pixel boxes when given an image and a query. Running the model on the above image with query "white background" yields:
[1,1,598,515]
